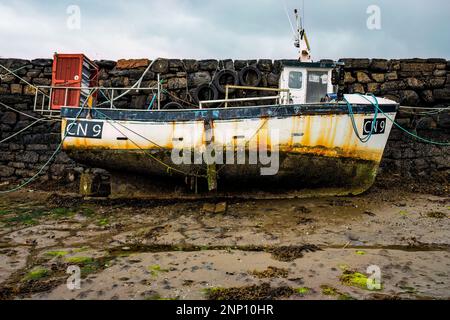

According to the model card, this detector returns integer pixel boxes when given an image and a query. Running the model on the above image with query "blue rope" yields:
[147,94,157,110]
[345,93,450,146]
[344,93,379,143]
[370,100,450,146]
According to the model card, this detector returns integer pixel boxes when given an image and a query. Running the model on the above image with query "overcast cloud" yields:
[0,0,449,60]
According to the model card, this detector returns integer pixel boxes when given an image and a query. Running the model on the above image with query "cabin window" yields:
[288,71,303,89]
[306,71,329,103]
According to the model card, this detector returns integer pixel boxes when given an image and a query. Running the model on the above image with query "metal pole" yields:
[157,74,161,110]
[110,89,114,109]
[34,87,39,112]
[64,88,68,106]
[225,85,229,108]
[49,87,53,111]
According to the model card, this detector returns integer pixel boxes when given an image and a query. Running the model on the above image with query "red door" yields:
[51,54,83,110]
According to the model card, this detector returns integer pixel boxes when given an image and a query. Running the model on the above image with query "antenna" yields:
[293,8,312,62]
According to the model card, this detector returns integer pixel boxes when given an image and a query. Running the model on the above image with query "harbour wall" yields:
[0,57,449,187]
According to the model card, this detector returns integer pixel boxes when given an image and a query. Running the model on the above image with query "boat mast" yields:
[294,9,312,62]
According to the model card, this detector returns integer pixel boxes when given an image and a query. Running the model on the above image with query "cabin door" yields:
[305,70,329,103]
[280,67,306,104]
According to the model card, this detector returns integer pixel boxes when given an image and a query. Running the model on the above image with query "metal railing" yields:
[33,80,161,116]
[33,81,292,115]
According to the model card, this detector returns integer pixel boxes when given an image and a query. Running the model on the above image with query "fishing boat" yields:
[33,10,398,198]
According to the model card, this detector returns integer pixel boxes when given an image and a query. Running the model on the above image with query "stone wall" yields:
[0,57,449,186]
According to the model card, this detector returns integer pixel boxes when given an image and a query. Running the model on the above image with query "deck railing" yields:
[33,82,292,115]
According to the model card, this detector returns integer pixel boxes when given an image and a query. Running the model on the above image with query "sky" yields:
[0,0,449,61]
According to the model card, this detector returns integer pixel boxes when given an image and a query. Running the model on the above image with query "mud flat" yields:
[0,180,449,300]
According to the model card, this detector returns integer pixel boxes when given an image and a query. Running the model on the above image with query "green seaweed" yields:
[148,264,169,277]
[340,270,382,291]
[45,250,69,258]
[22,267,49,281]
[65,256,94,264]
[295,287,310,295]
[321,285,339,296]
[5,208,48,225]
[97,218,109,226]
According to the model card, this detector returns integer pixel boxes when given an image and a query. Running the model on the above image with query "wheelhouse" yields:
[279,60,338,104]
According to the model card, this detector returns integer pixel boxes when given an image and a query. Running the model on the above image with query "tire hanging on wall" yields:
[238,66,262,87]
[162,102,184,109]
[192,83,219,106]
[213,69,239,94]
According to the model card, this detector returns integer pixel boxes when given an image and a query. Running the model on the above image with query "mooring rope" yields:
[345,94,450,146]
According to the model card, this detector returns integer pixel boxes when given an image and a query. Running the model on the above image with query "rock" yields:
[370,59,389,71]
[26,69,42,78]
[188,72,211,87]
[434,86,450,100]
[1,111,17,125]
[351,83,365,94]
[0,74,16,83]
[31,59,53,67]
[257,59,273,72]
[381,81,406,92]
[116,59,150,70]
[169,59,184,71]
[416,116,437,130]
[405,78,425,90]
[0,84,8,94]
[202,203,216,214]
[10,84,22,94]
[214,202,227,214]
[23,85,37,95]
[399,90,420,105]
[182,59,199,73]
[32,78,51,86]
[344,72,356,84]
[356,71,371,83]
[167,77,187,90]
[400,62,435,72]
[385,72,398,81]
[198,59,218,71]
[339,58,370,70]
[367,83,380,93]
[95,60,117,69]
[0,165,14,177]
[433,70,447,77]
[420,90,435,104]
[427,77,446,88]
[437,112,450,128]
[371,73,385,83]
[15,151,39,163]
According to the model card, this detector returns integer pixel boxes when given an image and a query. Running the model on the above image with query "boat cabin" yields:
[279,60,338,105]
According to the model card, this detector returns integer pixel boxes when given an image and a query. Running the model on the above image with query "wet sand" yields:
[0,181,449,300]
